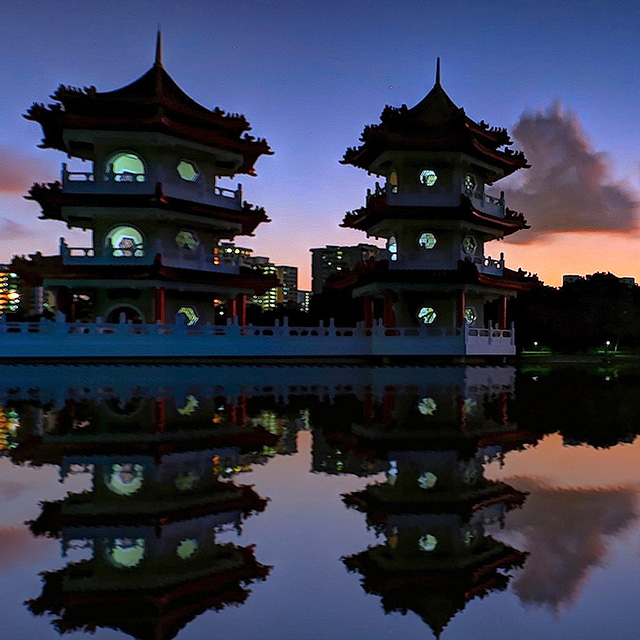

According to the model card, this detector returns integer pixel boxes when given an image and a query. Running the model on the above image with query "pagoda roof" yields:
[341,192,529,236]
[324,258,540,294]
[342,61,528,178]
[24,35,272,174]
[10,251,278,293]
[26,180,270,236]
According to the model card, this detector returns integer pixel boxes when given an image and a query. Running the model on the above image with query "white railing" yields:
[471,252,505,275]
[0,315,516,358]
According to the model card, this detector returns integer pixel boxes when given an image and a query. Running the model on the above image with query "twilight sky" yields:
[1,0,639,289]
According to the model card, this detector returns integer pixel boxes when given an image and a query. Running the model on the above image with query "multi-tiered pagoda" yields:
[337,60,538,356]
[12,34,276,325]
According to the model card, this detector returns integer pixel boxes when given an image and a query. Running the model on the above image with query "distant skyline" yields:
[1,0,639,289]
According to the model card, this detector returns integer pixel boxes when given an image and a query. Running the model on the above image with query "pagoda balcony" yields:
[61,164,244,211]
[59,239,244,274]
[373,183,506,218]
[470,252,505,276]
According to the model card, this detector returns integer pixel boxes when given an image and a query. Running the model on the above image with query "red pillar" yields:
[226,400,238,425]
[382,389,396,431]
[235,293,247,326]
[152,287,165,324]
[456,290,466,327]
[498,296,508,330]
[237,394,247,427]
[363,296,374,329]
[383,290,396,328]
[226,297,237,322]
[153,398,166,434]
[497,392,508,425]
[456,395,466,431]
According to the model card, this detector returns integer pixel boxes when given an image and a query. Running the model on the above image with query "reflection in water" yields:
[1,364,639,639]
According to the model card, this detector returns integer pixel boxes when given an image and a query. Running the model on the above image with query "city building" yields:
[310,243,387,294]
[254,264,298,310]
[0,267,20,315]
[563,273,635,287]
[334,59,538,352]
[297,290,311,313]
[10,33,277,326]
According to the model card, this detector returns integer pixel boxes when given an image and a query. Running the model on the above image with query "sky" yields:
[1,0,639,290]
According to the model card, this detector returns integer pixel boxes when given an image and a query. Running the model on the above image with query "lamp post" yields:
[605,340,611,359]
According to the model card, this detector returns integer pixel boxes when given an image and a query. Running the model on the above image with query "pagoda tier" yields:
[24,35,271,176]
[28,544,270,640]
[26,180,269,236]
[342,189,528,237]
[341,63,528,181]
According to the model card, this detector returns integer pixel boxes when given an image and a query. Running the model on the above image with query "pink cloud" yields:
[0,145,53,194]
[503,102,639,242]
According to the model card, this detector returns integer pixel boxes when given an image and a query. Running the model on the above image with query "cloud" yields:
[495,477,636,613]
[502,102,639,242]
[0,145,52,194]
[0,217,32,241]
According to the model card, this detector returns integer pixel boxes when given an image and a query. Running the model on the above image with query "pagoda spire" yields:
[435,57,441,86]
[155,28,163,67]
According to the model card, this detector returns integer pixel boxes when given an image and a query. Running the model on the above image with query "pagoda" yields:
[12,33,276,325]
[337,60,538,356]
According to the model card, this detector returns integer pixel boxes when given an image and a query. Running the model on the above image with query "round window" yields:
[464,307,477,325]
[175,230,200,251]
[177,160,200,182]
[106,152,145,182]
[464,174,477,193]
[106,226,144,257]
[418,232,437,250]
[419,169,438,187]
[462,235,477,255]
[418,306,437,325]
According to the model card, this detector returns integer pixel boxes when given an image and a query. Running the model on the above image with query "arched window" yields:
[389,171,398,193]
[105,226,145,257]
[106,152,146,183]
[387,236,398,261]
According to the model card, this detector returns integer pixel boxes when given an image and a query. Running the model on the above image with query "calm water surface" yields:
[1,364,639,640]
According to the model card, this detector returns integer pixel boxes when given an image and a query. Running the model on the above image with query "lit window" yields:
[109,538,145,568]
[418,232,437,250]
[418,397,437,416]
[176,538,199,560]
[177,307,199,326]
[175,472,199,491]
[387,236,398,261]
[462,235,477,255]
[177,394,199,415]
[419,169,438,187]
[106,463,144,495]
[418,534,438,552]
[464,307,477,325]
[464,174,477,193]
[175,230,200,251]
[106,226,144,257]
[106,152,145,182]
[418,471,438,489]
[417,306,436,325]
[390,171,399,193]
[176,160,199,182]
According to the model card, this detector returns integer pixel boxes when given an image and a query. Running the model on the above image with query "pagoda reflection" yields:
[325,368,533,638]
[5,385,277,640]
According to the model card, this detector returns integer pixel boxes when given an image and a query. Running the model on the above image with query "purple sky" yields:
[1,0,639,288]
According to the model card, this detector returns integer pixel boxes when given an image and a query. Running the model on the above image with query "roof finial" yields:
[155,28,163,67]
[435,57,441,86]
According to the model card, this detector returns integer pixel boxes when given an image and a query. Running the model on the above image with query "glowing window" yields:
[464,530,475,546]
[106,226,144,257]
[177,306,199,326]
[389,171,398,193]
[462,235,477,255]
[418,471,438,489]
[106,463,144,495]
[387,236,398,261]
[419,169,438,187]
[418,534,438,552]
[175,472,199,491]
[176,538,199,560]
[417,306,436,325]
[418,232,437,250]
[106,152,145,182]
[175,230,200,251]
[464,174,477,193]
[108,538,145,568]
[418,397,437,416]
[177,394,199,415]
[464,307,477,325]
[176,160,199,182]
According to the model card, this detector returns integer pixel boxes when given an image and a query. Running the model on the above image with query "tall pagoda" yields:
[338,60,538,354]
[13,33,276,325]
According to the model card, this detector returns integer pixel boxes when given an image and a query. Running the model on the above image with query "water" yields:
[1,363,639,640]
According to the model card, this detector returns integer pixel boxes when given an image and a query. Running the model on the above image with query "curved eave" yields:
[25,183,270,236]
[341,197,528,237]
[24,108,272,173]
[10,254,280,294]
